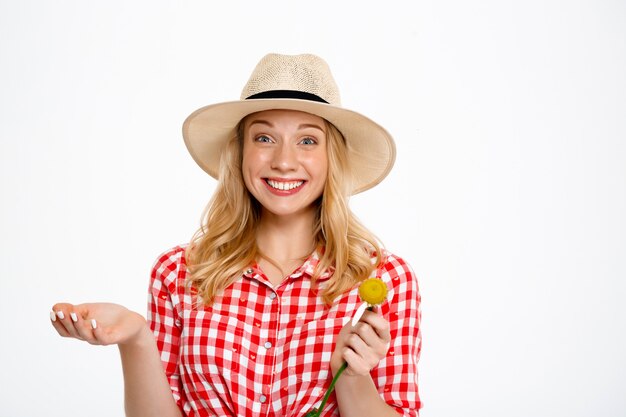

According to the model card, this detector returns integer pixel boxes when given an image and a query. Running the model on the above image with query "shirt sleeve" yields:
[147,247,187,411]
[372,254,422,416]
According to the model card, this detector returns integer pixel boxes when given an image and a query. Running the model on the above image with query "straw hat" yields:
[182,53,396,194]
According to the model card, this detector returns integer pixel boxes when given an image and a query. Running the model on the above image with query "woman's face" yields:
[242,109,328,219]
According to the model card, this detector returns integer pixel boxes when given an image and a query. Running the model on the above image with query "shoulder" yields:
[378,251,416,280]
[376,250,420,303]
[150,245,188,292]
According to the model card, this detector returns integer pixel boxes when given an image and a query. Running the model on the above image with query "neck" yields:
[256,208,318,264]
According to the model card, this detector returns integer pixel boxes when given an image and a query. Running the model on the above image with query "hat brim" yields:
[182,99,396,195]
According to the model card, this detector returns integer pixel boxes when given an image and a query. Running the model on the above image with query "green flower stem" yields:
[311,361,348,416]
[305,306,374,416]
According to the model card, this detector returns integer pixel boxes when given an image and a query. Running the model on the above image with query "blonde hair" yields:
[186,117,383,305]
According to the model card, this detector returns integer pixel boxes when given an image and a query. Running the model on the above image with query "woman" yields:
[50,53,421,417]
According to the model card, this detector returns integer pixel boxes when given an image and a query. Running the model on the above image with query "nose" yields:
[270,142,297,171]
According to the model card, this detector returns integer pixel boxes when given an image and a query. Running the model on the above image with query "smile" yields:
[265,179,305,191]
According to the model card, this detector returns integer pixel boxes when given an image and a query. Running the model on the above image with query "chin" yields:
[262,202,318,218]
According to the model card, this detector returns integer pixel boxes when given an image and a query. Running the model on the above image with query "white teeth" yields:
[266,180,304,191]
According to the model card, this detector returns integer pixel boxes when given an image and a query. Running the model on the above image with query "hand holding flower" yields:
[331,308,391,377]
[334,277,391,375]
[304,278,390,416]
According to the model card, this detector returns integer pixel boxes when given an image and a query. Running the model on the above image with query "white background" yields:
[1,1,625,416]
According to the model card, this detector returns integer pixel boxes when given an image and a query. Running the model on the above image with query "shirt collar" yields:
[243,249,334,282]
[291,250,334,281]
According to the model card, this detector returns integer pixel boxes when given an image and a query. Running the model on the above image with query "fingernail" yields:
[70,312,78,322]
[56,311,65,320]
[49,311,57,322]
[91,319,97,329]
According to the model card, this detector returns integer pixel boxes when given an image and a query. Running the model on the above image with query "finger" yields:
[355,323,390,358]
[49,310,71,337]
[342,347,371,376]
[354,322,380,346]
[347,330,369,354]
[72,314,100,345]
[74,304,111,344]
[359,310,391,342]
[73,303,94,321]
[90,320,111,345]
[346,330,380,366]
[51,304,83,340]
[90,319,117,346]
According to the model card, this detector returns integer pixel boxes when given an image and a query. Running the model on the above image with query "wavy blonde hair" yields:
[186,115,383,305]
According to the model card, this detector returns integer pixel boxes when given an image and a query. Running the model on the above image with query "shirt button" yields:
[264,341,272,349]
[269,292,277,300]
[245,268,253,274]
[259,394,267,403]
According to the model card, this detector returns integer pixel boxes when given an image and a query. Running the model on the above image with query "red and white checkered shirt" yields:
[148,245,421,417]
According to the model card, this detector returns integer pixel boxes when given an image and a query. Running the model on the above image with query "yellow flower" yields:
[358,278,388,306]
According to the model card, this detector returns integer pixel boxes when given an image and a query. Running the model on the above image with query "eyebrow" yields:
[248,120,273,128]
[297,123,324,132]
[247,120,324,132]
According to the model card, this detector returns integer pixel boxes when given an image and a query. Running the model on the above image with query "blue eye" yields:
[300,137,317,145]
[255,135,272,143]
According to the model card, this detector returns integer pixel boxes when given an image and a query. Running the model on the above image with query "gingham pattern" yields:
[148,246,421,417]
